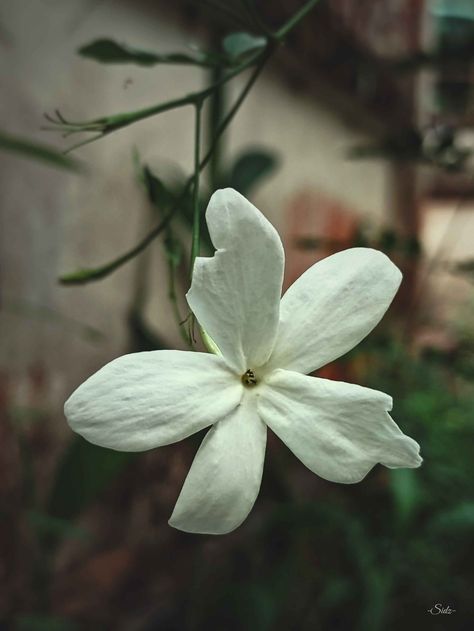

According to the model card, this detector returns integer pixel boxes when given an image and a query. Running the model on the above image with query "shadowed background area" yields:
[1,1,473,629]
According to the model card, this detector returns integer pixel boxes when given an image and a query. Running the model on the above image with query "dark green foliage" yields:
[224,148,278,196]
[142,166,176,208]
[140,148,278,259]
[16,311,473,630]
[222,32,267,60]
[78,39,215,67]
[48,438,136,521]
[27,510,91,542]
[78,35,266,68]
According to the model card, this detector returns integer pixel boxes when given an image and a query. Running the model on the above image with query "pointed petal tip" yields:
[409,444,423,468]
[413,454,423,468]
[385,434,423,470]
[402,452,423,470]
[259,371,422,485]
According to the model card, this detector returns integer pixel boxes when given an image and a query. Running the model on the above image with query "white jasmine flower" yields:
[65,188,422,535]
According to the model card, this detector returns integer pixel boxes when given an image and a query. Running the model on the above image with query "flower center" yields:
[241,369,257,387]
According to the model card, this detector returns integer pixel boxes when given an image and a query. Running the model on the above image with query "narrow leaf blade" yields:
[0,130,80,171]
[222,32,266,60]
[227,148,277,195]
[78,39,213,67]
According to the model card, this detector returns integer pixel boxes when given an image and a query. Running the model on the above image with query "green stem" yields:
[60,55,269,285]
[167,249,191,346]
[200,328,221,355]
[208,46,226,191]
[59,0,316,285]
[276,0,322,40]
[204,46,270,163]
[74,91,194,130]
[53,0,319,156]
[59,198,185,284]
[188,101,203,349]
[190,101,203,277]
[58,51,263,150]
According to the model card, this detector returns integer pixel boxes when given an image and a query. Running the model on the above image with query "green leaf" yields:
[430,502,474,533]
[59,267,109,284]
[0,129,80,170]
[389,468,420,524]
[48,437,136,520]
[142,165,213,253]
[27,510,91,542]
[164,233,182,268]
[222,32,266,60]
[78,38,213,67]
[143,166,176,209]
[140,165,183,265]
[227,148,278,195]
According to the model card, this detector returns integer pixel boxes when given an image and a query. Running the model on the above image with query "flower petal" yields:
[64,350,242,451]
[186,188,284,374]
[267,248,402,374]
[259,369,421,483]
[169,395,267,534]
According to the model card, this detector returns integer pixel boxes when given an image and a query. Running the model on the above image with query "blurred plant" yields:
[134,146,277,342]
[42,0,319,296]
[0,129,80,171]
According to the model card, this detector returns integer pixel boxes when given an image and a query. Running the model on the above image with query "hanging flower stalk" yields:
[64,189,422,535]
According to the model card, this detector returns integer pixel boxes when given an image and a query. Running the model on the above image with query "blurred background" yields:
[1,0,474,629]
